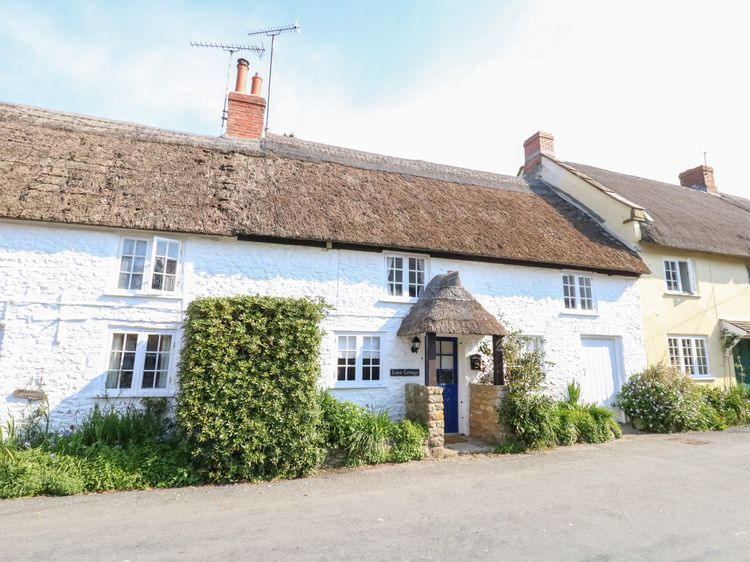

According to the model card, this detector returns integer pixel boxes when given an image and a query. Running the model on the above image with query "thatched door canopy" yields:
[397,271,507,337]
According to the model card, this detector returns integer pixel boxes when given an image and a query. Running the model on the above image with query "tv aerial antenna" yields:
[247,23,301,134]
[190,41,265,128]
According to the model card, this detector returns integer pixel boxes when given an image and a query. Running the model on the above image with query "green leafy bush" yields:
[320,392,426,466]
[499,329,623,449]
[177,296,328,482]
[0,403,201,499]
[617,364,717,432]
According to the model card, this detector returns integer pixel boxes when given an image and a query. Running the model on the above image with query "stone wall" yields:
[404,383,444,457]
[469,384,513,444]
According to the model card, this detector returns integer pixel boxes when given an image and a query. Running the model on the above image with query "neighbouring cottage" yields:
[522,132,750,389]
[0,60,648,433]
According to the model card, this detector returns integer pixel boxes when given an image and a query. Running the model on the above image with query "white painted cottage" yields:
[0,62,649,433]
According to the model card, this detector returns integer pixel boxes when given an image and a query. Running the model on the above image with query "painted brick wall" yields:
[0,220,646,431]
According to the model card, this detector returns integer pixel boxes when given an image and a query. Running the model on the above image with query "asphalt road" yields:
[2,428,750,561]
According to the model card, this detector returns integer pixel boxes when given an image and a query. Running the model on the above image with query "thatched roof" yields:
[565,162,750,259]
[397,272,506,337]
[0,102,647,275]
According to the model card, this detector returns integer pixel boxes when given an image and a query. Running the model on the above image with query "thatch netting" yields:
[397,271,506,337]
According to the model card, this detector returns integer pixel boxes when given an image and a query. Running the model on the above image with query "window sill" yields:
[103,291,183,301]
[559,310,599,318]
[664,292,701,299]
[379,296,419,305]
[690,376,716,382]
[332,383,388,390]
[97,391,175,399]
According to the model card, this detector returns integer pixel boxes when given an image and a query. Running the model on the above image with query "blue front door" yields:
[436,337,459,433]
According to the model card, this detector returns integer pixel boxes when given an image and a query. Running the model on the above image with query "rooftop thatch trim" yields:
[0,102,648,275]
[564,162,750,259]
[397,272,506,337]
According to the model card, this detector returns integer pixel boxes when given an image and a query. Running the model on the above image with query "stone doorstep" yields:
[443,436,496,455]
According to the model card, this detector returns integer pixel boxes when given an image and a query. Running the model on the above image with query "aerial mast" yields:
[247,23,301,135]
[189,41,265,129]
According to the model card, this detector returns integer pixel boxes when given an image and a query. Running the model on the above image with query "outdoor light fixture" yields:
[411,336,421,353]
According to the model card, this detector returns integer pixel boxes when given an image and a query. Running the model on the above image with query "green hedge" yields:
[177,296,328,482]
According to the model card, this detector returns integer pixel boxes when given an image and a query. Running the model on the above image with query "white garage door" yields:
[580,337,622,408]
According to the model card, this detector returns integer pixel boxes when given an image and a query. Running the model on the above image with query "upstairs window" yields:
[562,274,594,311]
[668,336,710,377]
[336,334,382,384]
[386,256,425,298]
[106,332,174,392]
[117,237,182,293]
[664,259,695,294]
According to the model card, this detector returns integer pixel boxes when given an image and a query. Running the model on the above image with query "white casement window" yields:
[336,334,382,384]
[667,336,710,377]
[385,255,426,299]
[117,237,182,293]
[106,332,175,392]
[663,259,696,294]
[562,274,594,311]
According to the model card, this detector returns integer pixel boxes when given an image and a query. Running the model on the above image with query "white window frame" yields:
[561,274,596,313]
[334,332,386,387]
[113,236,183,296]
[667,335,711,378]
[383,253,428,302]
[102,329,178,397]
[663,258,697,295]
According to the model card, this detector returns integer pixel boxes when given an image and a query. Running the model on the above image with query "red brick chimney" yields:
[226,58,266,140]
[679,165,717,194]
[523,131,555,175]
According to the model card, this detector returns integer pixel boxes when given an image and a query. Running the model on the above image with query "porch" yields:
[398,271,512,455]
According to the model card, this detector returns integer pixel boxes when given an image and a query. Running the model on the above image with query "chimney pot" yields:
[234,58,250,93]
[250,72,263,96]
[522,131,555,176]
[679,165,717,194]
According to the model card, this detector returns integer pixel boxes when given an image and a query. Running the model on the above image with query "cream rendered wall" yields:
[539,159,641,248]
[638,245,750,386]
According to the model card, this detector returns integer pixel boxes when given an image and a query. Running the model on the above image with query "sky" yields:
[1,0,749,196]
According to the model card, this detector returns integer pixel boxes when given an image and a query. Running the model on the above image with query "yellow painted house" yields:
[522,131,750,387]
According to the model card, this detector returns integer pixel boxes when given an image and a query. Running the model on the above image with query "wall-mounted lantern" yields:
[411,336,421,353]
[469,354,482,370]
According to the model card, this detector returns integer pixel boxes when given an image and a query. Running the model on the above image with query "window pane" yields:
[167,242,180,259]
[156,240,167,256]
[665,260,679,292]
[120,371,133,389]
[668,337,681,370]
[408,258,425,298]
[152,274,163,290]
[678,261,692,293]
[681,339,695,375]
[563,275,576,309]
[123,239,134,255]
[578,276,593,310]
[153,257,165,274]
[106,371,119,389]
[135,241,148,255]
[130,274,143,290]
[124,334,138,352]
[694,338,708,375]
[142,371,155,388]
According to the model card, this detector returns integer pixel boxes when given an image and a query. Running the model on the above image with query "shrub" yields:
[618,364,716,432]
[0,402,202,499]
[320,392,426,466]
[177,296,328,482]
